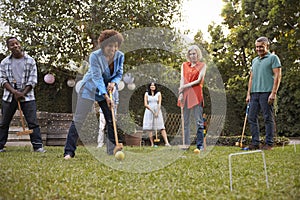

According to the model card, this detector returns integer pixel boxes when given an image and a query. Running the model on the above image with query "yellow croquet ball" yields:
[235,142,240,146]
[115,151,125,161]
[193,148,200,154]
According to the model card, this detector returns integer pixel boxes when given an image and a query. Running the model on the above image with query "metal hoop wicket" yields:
[229,150,269,191]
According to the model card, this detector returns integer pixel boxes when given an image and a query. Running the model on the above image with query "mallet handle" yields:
[240,104,250,147]
[181,106,185,146]
[17,101,26,131]
[110,91,119,145]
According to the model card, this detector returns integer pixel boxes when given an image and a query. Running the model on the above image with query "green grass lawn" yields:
[0,144,299,200]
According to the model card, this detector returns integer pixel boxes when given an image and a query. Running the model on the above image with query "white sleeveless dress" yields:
[142,92,165,131]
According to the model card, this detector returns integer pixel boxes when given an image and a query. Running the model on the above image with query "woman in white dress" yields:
[143,82,171,147]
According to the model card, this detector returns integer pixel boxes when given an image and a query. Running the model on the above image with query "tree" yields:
[0,0,183,74]
[0,0,184,112]
[207,0,300,136]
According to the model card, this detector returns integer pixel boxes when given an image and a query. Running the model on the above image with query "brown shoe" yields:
[248,144,260,150]
[262,144,273,150]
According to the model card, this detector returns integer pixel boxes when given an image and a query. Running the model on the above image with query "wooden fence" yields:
[5,111,225,146]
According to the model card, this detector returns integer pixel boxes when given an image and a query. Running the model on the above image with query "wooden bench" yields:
[3,111,72,146]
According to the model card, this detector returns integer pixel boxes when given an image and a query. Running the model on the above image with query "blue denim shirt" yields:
[79,49,124,101]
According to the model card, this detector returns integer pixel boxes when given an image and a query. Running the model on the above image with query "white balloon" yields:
[118,81,125,91]
[67,79,76,87]
[75,80,83,93]
[127,83,136,90]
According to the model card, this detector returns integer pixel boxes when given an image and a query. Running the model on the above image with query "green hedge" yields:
[206,136,290,147]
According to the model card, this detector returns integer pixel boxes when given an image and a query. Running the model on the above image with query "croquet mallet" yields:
[16,100,33,136]
[239,104,250,148]
[203,113,207,151]
[153,116,160,144]
[178,106,189,150]
[110,91,123,155]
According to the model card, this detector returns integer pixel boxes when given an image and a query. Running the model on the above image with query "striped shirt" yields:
[0,53,37,102]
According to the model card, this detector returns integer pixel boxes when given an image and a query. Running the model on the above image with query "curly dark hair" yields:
[98,30,124,50]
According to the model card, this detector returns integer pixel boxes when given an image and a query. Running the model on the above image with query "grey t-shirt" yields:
[11,57,25,89]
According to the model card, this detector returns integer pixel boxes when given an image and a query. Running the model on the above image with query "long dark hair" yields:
[147,82,159,96]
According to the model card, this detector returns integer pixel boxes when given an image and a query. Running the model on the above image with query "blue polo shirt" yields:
[251,52,281,93]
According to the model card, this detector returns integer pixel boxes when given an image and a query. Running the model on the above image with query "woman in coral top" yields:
[178,45,206,151]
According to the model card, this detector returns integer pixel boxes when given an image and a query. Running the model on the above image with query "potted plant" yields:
[117,112,142,146]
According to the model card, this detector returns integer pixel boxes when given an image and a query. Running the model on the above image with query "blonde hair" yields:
[186,45,202,61]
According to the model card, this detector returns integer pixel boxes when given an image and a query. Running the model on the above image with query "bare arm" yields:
[178,64,184,94]
[3,83,32,101]
[268,67,282,104]
[144,93,154,114]
[246,72,252,103]
[180,64,206,90]
[155,92,162,117]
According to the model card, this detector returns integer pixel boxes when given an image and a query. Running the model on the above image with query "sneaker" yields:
[97,143,104,148]
[0,149,6,152]
[64,154,72,160]
[165,143,171,147]
[261,144,273,150]
[34,147,46,153]
[248,144,260,150]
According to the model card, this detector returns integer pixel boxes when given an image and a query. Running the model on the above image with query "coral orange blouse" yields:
[177,61,205,109]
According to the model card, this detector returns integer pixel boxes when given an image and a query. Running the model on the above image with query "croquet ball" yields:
[115,151,125,161]
[235,142,240,146]
[154,145,158,148]
[194,148,200,154]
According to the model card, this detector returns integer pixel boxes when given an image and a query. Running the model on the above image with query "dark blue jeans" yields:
[248,92,275,146]
[64,96,115,157]
[0,99,43,150]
